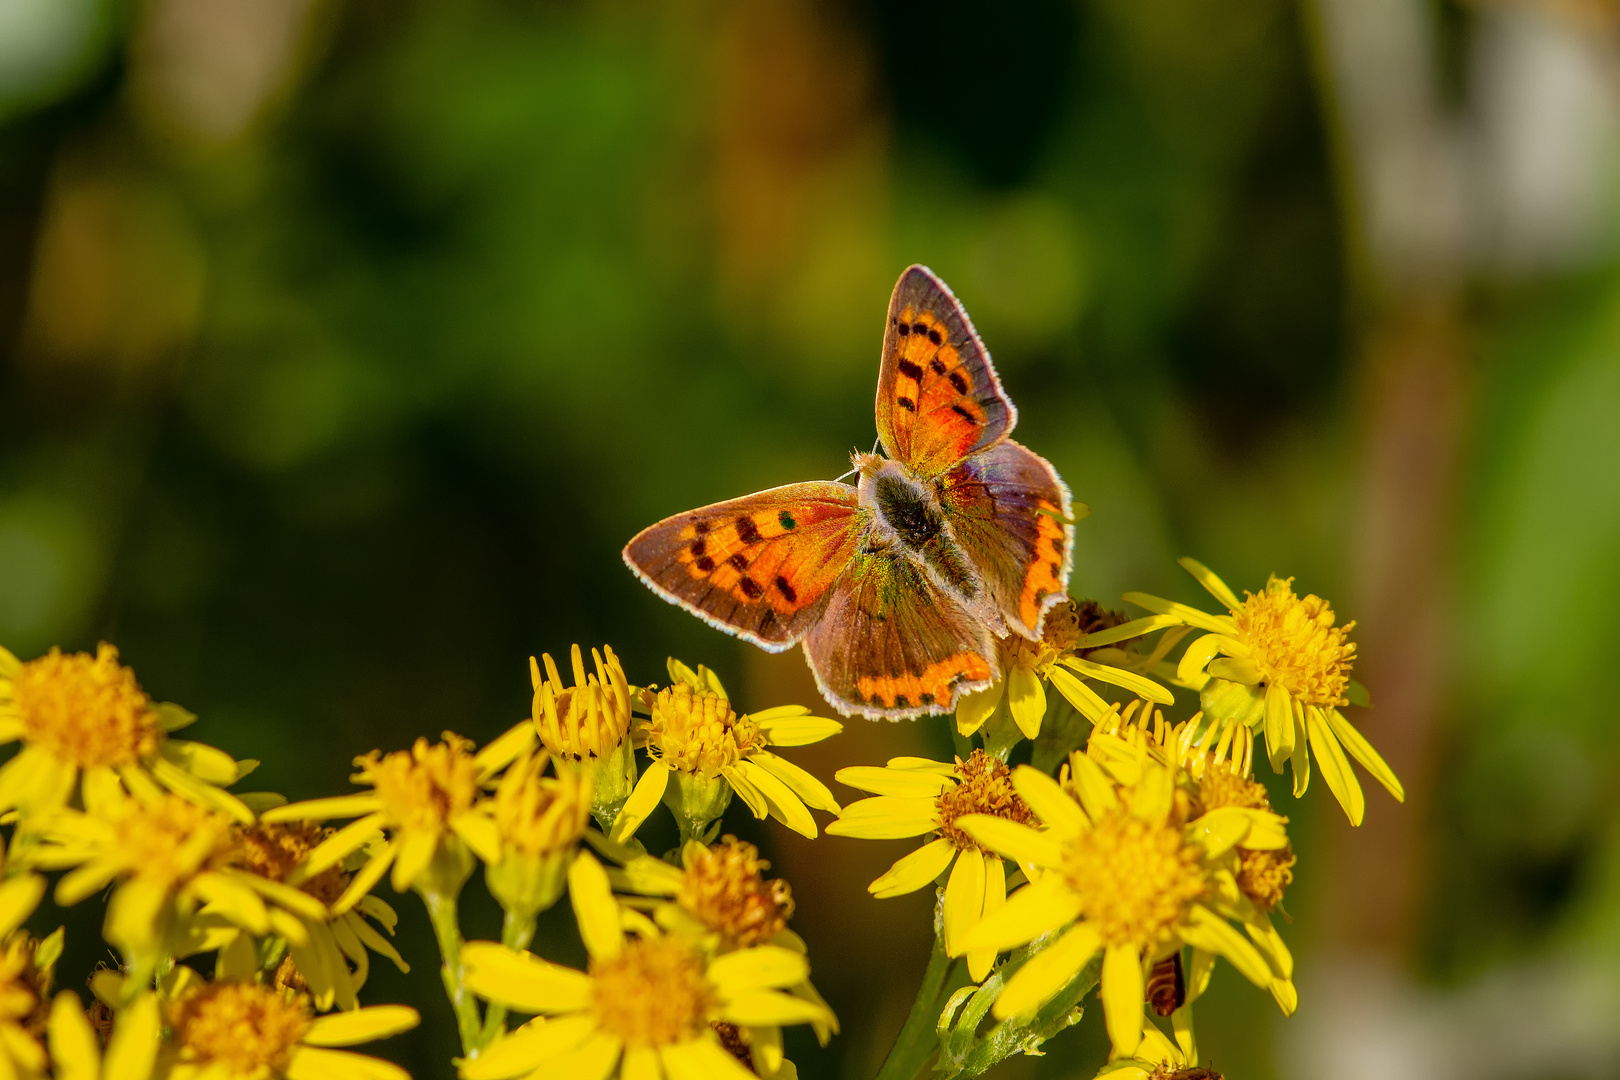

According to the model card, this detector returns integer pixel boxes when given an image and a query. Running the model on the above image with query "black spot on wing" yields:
[948,371,969,394]
[775,575,798,603]
[695,555,716,573]
[930,358,947,376]
[778,510,797,531]
[898,397,916,412]
[898,359,924,381]
[951,405,975,421]
[739,576,764,600]
[735,517,763,545]
[728,553,748,571]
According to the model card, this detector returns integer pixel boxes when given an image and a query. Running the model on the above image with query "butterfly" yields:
[623,265,1078,720]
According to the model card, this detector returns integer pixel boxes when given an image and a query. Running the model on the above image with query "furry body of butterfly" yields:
[624,265,1082,720]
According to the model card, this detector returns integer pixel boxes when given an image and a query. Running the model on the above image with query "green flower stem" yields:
[478,908,539,1047]
[874,905,964,1080]
[422,887,483,1055]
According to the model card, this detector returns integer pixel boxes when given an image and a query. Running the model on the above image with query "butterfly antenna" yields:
[833,457,859,484]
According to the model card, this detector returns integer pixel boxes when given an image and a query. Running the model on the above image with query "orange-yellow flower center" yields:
[589,936,717,1048]
[1061,811,1207,948]
[935,750,1035,852]
[1236,847,1295,911]
[492,754,592,858]
[645,685,763,776]
[230,821,349,908]
[117,796,233,887]
[356,734,478,834]
[1195,763,1271,814]
[8,645,160,768]
[169,982,311,1076]
[678,836,794,947]
[1234,577,1355,707]
[533,645,632,760]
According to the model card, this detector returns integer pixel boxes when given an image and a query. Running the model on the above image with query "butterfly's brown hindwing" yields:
[876,266,1016,479]
[802,547,997,719]
[622,482,862,651]
[937,439,1077,640]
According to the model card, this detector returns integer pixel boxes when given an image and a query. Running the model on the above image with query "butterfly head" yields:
[850,449,887,480]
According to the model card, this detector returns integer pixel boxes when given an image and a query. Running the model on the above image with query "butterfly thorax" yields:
[856,455,984,606]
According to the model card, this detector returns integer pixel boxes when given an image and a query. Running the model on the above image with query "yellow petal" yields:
[1047,667,1113,723]
[1136,1020,1182,1069]
[103,992,159,1080]
[953,815,1061,868]
[1120,593,1234,635]
[1066,753,1118,822]
[954,874,1082,954]
[954,679,1005,737]
[230,869,329,923]
[885,757,958,775]
[1177,905,1270,987]
[941,847,985,957]
[660,1038,755,1080]
[463,943,592,1012]
[967,857,1007,983]
[159,739,239,785]
[1307,707,1363,825]
[1326,707,1405,802]
[621,1045,662,1080]
[295,814,388,881]
[753,713,842,747]
[1263,682,1293,772]
[569,852,623,961]
[710,946,808,995]
[285,1046,408,1080]
[749,751,840,814]
[868,838,955,898]
[304,1005,420,1046]
[1008,666,1046,739]
[1078,615,1182,648]
[452,811,505,865]
[1205,657,1262,685]
[1060,657,1174,707]
[389,830,438,893]
[47,993,98,1080]
[736,760,818,838]
[825,797,937,840]
[332,844,397,916]
[611,761,669,843]
[1171,1003,1197,1064]
[264,795,385,824]
[1176,634,1223,688]
[720,990,831,1027]
[461,1017,594,1080]
[1289,703,1310,798]
[1270,978,1298,1016]
[1187,807,1253,859]
[833,767,952,798]
[1130,765,1172,822]
[991,922,1101,1019]
[1178,557,1244,611]
[551,1033,622,1080]
[0,876,44,940]
[1010,767,1083,839]
[1100,944,1144,1058]
[474,722,538,779]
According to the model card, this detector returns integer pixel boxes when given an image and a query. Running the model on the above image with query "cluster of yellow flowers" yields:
[0,557,1401,1080]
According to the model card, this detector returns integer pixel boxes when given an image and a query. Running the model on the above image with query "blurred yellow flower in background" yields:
[263,733,511,905]
[1127,558,1402,823]
[0,643,253,822]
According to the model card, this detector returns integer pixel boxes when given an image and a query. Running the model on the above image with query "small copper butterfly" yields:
[624,266,1079,719]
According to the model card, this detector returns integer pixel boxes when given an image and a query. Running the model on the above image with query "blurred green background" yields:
[5,1,1620,1078]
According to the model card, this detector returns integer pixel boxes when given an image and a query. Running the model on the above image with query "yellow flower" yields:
[158,970,419,1080]
[1126,558,1403,824]
[955,602,1179,740]
[43,990,162,1080]
[18,793,305,973]
[196,820,410,1013]
[0,643,253,822]
[532,646,636,828]
[826,750,1037,981]
[612,661,841,843]
[485,749,593,917]
[262,732,511,907]
[459,852,832,1080]
[0,927,63,1077]
[948,753,1293,1060]
[609,836,838,1055]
